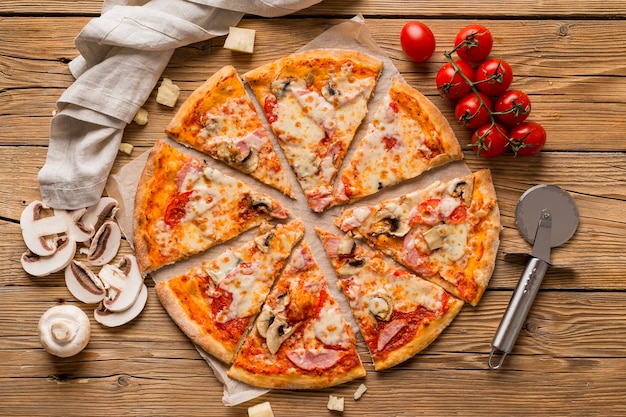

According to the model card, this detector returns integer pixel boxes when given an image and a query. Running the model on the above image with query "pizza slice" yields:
[335,169,500,306]
[165,65,295,198]
[334,77,463,206]
[243,49,384,212]
[155,219,305,364]
[228,241,366,389]
[133,140,290,275]
[315,228,464,370]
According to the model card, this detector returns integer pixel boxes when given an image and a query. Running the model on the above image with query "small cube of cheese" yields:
[223,26,256,54]
[119,142,134,155]
[156,78,180,107]
[248,401,274,417]
[327,395,344,412]
[353,383,367,400]
[133,108,148,125]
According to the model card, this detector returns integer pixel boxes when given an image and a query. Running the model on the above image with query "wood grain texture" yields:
[2,1,626,416]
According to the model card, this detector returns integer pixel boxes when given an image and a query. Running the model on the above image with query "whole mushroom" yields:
[38,304,91,358]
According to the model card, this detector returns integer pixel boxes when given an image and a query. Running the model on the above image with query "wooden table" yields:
[3,1,626,415]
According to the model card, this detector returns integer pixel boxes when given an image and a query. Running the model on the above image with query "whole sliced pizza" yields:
[131,48,502,391]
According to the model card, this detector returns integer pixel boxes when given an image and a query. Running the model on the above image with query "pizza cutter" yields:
[488,184,579,370]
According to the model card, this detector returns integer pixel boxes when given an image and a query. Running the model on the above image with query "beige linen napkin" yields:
[38,0,321,210]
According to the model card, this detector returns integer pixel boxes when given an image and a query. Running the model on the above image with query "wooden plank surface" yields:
[2,1,626,416]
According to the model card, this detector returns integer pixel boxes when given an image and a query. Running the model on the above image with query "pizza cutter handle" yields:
[488,257,550,369]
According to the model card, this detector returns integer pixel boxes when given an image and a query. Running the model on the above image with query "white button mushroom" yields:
[38,304,91,358]
[64,260,107,304]
[98,255,144,312]
[94,284,148,328]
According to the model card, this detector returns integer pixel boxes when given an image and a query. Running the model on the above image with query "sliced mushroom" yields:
[94,283,148,327]
[65,260,106,304]
[337,257,365,276]
[270,79,291,99]
[423,225,445,251]
[248,193,288,219]
[266,316,300,355]
[86,221,121,266]
[337,235,356,257]
[368,294,394,321]
[98,255,144,312]
[205,249,242,284]
[370,203,410,237]
[53,208,93,243]
[238,148,259,174]
[38,304,91,358]
[256,309,275,338]
[254,230,274,253]
[21,236,76,277]
[446,177,474,206]
[423,224,469,262]
[81,197,119,235]
[20,200,68,256]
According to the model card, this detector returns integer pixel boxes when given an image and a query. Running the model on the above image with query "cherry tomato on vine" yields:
[454,24,493,65]
[400,21,436,63]
[436,60,476,100]
[475,58,513,97]
[495,89,531,126]
[454,92,493,129]
[471,123,509,158]
[509,121,547,156]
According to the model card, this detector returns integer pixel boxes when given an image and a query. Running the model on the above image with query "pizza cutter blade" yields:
[488,184,578,370]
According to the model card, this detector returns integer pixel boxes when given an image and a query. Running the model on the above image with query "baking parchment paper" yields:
[107,14,471,406]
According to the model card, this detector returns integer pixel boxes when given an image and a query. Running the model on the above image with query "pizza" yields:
[334,77,463,206]
[154,219,305,364]
[127,48,502,392]
[133,140,290,275]
[335,169,500,306]
[315,227,464,370]
[165,65,295,198]
[242,49,384,212]
[227,241,366,389]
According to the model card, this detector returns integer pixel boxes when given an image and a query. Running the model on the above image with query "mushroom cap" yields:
[81,197,119,234]
[38,304,91,358]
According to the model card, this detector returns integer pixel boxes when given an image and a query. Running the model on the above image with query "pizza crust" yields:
[155,281,240,364]
[227,359,366,390]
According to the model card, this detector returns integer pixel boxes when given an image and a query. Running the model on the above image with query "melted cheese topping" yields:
[311,302,350,348]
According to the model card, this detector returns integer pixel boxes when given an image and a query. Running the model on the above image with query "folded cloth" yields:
[39,0,321,210]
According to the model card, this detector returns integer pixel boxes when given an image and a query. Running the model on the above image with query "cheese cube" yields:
[353,383,367,400]
[327,395,344,412]
[224,26,256,54]
[248,401,274,417]
[156,78,180,107]
[133,108,148,125]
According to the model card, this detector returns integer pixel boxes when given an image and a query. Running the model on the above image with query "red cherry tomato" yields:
[475,58,513,97]
[164,190,193,226]
[400,21,436,63]
[495,89,531,126]
[454,92,493,129]
[509,121,547,156]
[470,123,509,158]
[436,60,476,100]
[454,24,493,65]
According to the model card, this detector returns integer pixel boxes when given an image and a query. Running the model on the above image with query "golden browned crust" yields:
[133,140,166,276]
[227,358,366,390]
[390,77,463,162]
[373,296,464,371]
[466,169,501,306]
[155,281,238,364]
[243,48,384,89]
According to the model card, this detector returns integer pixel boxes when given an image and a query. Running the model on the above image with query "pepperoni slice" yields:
[164,190,193,227]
